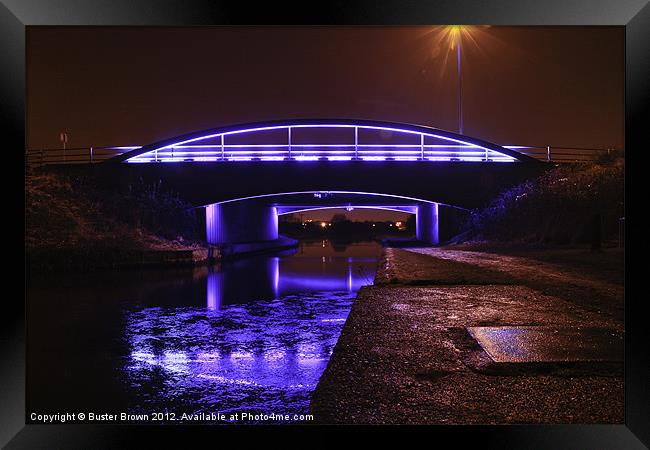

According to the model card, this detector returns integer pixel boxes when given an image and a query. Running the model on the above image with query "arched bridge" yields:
[77,119,546,246]
[113,118,539,164]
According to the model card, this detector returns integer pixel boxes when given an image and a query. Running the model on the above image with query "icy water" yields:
[27,240,380,423]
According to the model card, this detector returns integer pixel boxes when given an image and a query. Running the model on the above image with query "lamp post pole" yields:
[457,31,463,135]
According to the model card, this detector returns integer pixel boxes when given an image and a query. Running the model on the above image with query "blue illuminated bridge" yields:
[113,118,538,164]
[87,119,546,245]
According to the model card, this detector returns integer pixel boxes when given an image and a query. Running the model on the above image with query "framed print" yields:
[4,0,649,447]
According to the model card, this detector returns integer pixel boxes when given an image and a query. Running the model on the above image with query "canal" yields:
[27,239,381,423]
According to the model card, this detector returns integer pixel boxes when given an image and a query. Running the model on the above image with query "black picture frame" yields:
[5,0,648,447]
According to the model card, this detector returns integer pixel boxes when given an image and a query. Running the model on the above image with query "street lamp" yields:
[448,26,464,135]
[426,26,486,134]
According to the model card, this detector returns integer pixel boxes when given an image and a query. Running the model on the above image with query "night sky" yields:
[27,26,624,220]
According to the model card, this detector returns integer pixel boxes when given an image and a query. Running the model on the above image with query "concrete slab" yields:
[467,327,623,363]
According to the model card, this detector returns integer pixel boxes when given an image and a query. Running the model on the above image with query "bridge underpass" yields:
[203,191,469,245]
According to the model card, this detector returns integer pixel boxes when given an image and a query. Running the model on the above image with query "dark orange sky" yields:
[26,26,624,221]
[27,26,624,150]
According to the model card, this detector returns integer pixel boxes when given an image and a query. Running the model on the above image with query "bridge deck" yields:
[26,120,616,167]
[26,144,613,168]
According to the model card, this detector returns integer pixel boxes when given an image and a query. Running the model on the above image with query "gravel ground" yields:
[383,247,623,320]
[310,247,623,424]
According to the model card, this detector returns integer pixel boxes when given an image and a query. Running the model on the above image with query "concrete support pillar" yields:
[205,202,278,244]
[416,202,439,245]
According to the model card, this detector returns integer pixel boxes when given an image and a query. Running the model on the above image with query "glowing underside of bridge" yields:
[203,191,446,245]
[121,122,523,163]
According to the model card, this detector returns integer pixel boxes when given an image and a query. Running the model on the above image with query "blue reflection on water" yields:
[123,240,379,421]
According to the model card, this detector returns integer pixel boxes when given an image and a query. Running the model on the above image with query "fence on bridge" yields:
[25,144,618,169]
[511,145,618,164]
[25,146,132,169]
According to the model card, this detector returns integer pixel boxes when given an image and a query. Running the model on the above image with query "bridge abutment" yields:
[416,203,439,245]
[206,202,278,244]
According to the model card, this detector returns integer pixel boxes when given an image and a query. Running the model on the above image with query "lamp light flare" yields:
[433,25,479,53]
[447,25,462,49]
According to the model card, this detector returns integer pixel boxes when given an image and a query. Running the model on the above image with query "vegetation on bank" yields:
[458,154,624,245]
[26,172,202,270]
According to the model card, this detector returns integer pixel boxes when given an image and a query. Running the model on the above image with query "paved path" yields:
[310,248,623,424]
[385,247,623,320]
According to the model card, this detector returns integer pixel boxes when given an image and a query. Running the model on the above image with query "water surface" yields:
[27,240,380,423]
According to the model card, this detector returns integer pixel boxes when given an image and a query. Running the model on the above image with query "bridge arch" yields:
[112,119,540,164]
[202,190,469,246]
[276,205,416,216]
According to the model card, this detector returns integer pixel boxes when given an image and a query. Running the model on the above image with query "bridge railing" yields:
[132,144,517,163]
[25,146,138,169]
[510,145,617,163]
[25,144,617,168]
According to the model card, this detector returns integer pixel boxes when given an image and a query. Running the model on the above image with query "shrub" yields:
[71,175,199,241]
[26,172,199,253]
[461,158,624,244]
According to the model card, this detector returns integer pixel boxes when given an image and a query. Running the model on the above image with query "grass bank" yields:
[457,155,624,245]
[26,171,208,271]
